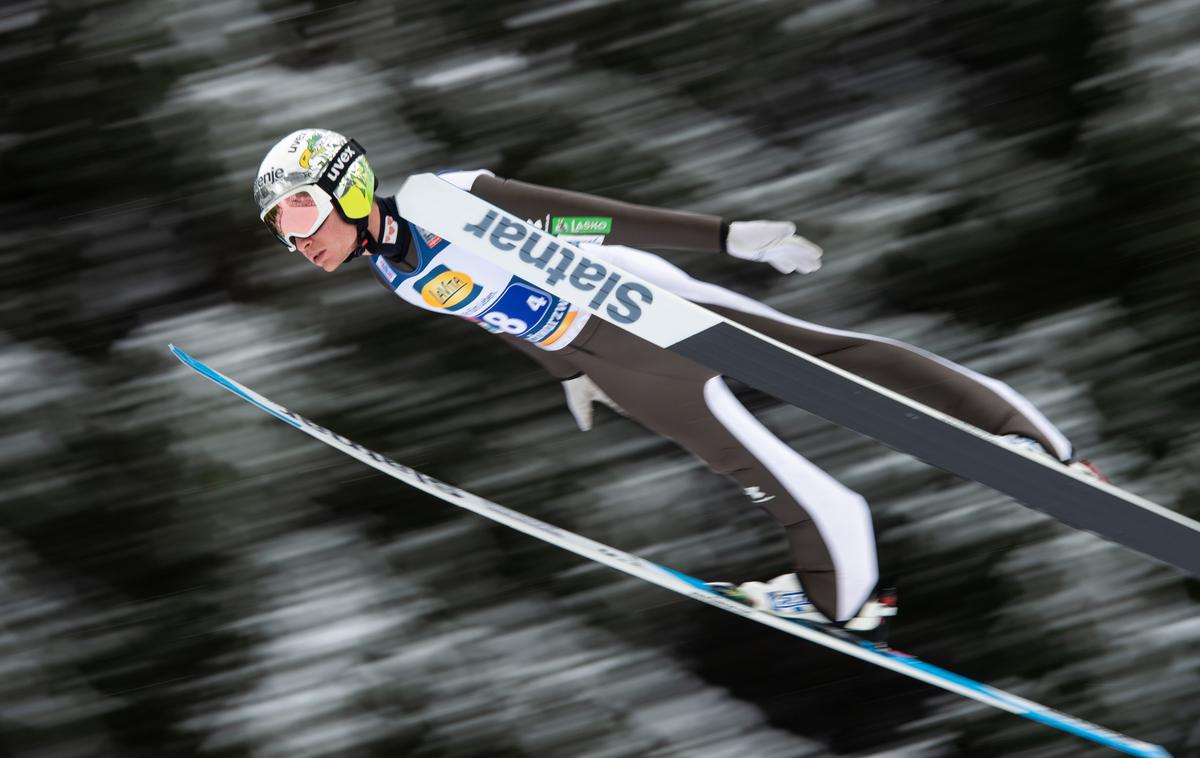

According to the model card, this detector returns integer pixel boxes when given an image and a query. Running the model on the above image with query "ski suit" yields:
[368,170,1073,622]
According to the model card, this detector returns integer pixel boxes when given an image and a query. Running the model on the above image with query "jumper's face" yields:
[294,212,358,272]
[262,186,358,272]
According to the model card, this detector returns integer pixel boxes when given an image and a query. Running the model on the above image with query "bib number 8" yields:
[483,311,528,334]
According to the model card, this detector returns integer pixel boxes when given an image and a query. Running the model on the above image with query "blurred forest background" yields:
[2,0,1199,756]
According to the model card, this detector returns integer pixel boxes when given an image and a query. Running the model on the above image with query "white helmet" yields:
[253,128,376,252]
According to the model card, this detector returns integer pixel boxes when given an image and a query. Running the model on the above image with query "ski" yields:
[169,344,1171,758]
[394,173,1200,578]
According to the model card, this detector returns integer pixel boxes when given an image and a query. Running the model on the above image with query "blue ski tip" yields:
[167,344,301,429]
[169,344,210,377]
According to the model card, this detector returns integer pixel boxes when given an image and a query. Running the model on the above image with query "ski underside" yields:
[169,345,1171,757]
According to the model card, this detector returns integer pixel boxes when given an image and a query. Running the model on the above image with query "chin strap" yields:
[347,216,375,260]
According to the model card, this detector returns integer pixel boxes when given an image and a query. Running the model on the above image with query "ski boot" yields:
[997,434,1109,483]
[710,573,897,641]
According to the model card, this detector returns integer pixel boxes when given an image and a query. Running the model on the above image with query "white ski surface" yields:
[168,344,1171,757]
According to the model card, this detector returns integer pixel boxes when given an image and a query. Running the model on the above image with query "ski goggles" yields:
[261,186,336,250]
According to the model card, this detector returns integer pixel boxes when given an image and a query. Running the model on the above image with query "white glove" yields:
[563,374,627,431]
[726,220,823,275]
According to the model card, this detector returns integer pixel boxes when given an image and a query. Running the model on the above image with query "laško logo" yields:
[551,216,612,235]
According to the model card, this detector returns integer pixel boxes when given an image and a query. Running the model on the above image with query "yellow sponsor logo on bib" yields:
[421,270,474,308]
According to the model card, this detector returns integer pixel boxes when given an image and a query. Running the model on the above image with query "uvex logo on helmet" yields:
[325,144,356,183]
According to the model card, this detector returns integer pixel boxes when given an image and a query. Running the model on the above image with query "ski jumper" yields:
[368,171,1073,622]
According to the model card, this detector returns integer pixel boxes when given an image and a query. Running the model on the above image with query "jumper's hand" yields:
[563,374,627,431]
[726,220,822,275]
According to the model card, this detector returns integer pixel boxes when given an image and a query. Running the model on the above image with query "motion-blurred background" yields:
[3,1,1198,756]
